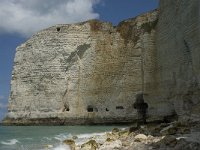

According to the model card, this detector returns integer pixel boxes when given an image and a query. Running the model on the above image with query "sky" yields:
[0,0,159,121]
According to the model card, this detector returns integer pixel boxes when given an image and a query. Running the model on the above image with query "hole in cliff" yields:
[106,108,109,111]
[87,105,94,112]
[116,106,124,110]
[56,27,61,32]
[63,104,70,112]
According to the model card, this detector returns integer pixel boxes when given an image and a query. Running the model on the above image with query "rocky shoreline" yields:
[56,121,200,150]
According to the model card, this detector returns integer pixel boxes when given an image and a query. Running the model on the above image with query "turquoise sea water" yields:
[0,125,127,150]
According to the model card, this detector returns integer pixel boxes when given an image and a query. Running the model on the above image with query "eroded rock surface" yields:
[3,0,200,125]
[144,0,200,122]
[4,10,158,125]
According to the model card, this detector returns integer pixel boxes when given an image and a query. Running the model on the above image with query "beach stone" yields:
[129,125,139,133]
[63,139,75,150]
[174,139,200,150]
[99,140,122,150]
[177,127,191,134]
[152,137,161,143]
[106,132,119,140]
[105,137,115,142]
[161,135,177,147]
[147,135,154,139]
[148,125,162,136]
[72,135,78,140]
[160,125,177,135]
[81,140,98,150]
[119,130,129,137]
[121,139,130,147]
[127,142,148,150]
[134,134,148,142]
[169,121,191,134]
[112,128,120,134]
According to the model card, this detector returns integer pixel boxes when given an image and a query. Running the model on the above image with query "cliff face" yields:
[145,0,200,122]
[4,11,158,125]
[4,0,200,125]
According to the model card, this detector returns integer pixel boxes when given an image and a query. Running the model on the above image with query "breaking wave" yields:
[52,144,70,150]
[1,139,19,145]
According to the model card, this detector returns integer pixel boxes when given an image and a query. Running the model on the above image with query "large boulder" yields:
[81,140,98,150]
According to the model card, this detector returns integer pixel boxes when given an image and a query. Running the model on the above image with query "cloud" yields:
[0,0,101,37]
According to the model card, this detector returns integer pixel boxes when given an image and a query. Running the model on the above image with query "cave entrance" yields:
[56,27,61,32]
[63,104,70,112]
[87,105,93,112]
[116,106,124,110]
[87,105,98,112]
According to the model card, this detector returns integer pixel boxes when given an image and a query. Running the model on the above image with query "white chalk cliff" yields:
[3,0,200,125]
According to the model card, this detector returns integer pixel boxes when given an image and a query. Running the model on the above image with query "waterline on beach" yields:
[0,125,127,150]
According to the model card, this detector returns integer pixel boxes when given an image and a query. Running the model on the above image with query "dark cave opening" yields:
[56,27,61,32]
[116,106,124,110]
[87,105,94,112]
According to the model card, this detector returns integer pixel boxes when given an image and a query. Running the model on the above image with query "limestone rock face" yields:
[145,0,200,121]
[4,0,200,125]
[4,11,158,124]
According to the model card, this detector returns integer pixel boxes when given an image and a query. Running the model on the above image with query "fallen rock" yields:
[81,139,98,150]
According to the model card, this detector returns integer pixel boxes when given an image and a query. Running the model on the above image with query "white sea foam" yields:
[53,144,70,150]
[54,135,67,141]
[54,133,72,141]
[1,139,19,145]
[77,132,105,139]
[42,136,52,141]
[75,132,107,145]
